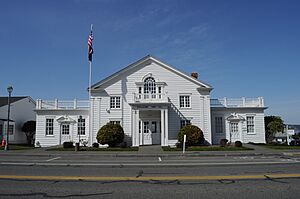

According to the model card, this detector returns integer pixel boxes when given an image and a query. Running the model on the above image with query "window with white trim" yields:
[78,118,86,135]
[151,121,157,133]
[110,96,121,109]
[4,124,14,135]
[61,124,69,135]
[179,95,191,108]
[143,121,149,133]
[230,122,238,133]
[144,77,156,97]
[46,119,54,135]
[180,120,191,128]
[215,117,223,134]
[247,116,255,134]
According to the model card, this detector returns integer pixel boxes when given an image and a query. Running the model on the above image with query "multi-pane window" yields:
[247,116,255,134]
[46,119,54,135]
[180,120,191,128]
[215,117,223,134]
[230,122,238,133]
[110,96,121,109]
[3,124,14,135]
[78,118,85,135]
[151,121,157,133]
[179,96,191,108]
[62,124,69,135]
[8,125,14,135]
[158,86,162,99]
[110,120,121,125]
[144,77,156,94]
[143,121,149,133]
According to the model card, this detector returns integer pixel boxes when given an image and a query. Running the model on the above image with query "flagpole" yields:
[89,24,93,146]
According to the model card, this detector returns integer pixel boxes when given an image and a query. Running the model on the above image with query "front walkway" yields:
[138,145,164,155]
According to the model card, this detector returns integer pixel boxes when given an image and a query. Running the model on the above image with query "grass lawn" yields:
[162,146,253,151]
[0,144,35,150]
[46,146,139,151]
[249,143,300,150]
[264,145,300,150]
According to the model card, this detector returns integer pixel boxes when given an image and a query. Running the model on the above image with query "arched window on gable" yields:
[144,77,156,98]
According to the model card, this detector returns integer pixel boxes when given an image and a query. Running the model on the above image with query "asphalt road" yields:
[1,153,300,198]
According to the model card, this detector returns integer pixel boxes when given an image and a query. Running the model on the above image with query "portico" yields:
[131,104,169,147]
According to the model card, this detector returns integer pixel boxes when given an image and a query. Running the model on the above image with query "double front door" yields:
[139,120,160,145]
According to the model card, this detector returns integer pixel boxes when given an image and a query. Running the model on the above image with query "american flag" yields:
[88,31,93,62]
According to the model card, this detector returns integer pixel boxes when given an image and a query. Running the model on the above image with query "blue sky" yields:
[0,0,299,123]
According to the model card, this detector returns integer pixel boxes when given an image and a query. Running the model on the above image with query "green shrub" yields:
[92,142,99,148]
[63,141,74,148]
[220,139,228,147]
[235,141,243,147]
[177,125,204,146]
[96,123,124,147]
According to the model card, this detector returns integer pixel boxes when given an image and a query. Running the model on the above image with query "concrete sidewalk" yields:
[1,144,300,157]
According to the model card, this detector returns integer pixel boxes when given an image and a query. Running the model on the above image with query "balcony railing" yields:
[36,99,90,110]
[133,93,168,103]
[210,97,264,108]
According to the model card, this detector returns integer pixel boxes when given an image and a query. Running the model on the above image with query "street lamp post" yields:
[5,86,13,151]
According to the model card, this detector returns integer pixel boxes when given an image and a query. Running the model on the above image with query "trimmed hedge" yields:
[96,123,124,147]
[92,142,99,148]
[63,141,74,148]
[235,141,243,147]
[220,139,228,147]
[177,125,204,146]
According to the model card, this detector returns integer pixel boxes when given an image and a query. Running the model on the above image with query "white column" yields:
[136,110,140,146]
[132,109,136,146]
[161,109,165,146]
[164,108,168,146]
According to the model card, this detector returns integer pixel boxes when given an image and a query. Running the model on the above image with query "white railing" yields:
[210,97,264,108]
[36,99,90,110]
[133,93,168,103]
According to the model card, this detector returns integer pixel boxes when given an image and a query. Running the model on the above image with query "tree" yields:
[178,125,204,146]
[264,116,284,143]
[96,123,124,147]
[22,121,36,145]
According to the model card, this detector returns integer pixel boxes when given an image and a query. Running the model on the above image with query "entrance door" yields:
[143,121,151,145]
[140,120,161,145]
[230,122,240,142]
[60,124,71,144]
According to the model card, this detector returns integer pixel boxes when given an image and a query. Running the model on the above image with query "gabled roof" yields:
[0,97,28,107]
[91,55,213,90]
[56,116,76,124]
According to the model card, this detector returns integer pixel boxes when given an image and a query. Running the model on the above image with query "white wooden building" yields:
[0,96,36,144]
[35,55,266,147]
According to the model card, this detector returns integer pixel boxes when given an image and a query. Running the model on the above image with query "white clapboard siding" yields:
[35,110,89,147]
[211,108,266,144]
[93,61,212,144]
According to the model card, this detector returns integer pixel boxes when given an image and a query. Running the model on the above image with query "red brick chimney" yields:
[191,72,198,79]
